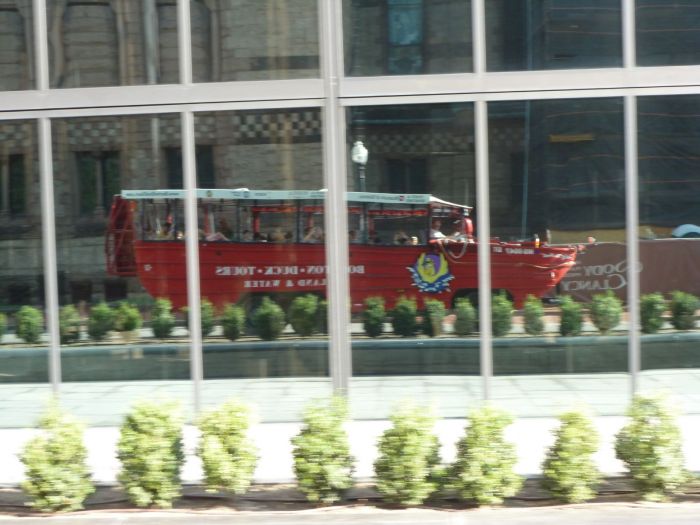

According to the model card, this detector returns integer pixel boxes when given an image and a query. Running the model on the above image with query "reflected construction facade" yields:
[1,0,700,427]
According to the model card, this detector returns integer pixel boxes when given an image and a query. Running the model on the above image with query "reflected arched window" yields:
[0,1,33,91]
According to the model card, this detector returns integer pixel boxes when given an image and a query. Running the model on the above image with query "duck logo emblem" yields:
[408,253,454,293]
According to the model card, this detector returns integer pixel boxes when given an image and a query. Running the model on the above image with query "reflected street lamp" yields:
[351,141,369,192]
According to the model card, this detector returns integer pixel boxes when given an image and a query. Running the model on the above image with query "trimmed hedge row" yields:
[19,392,689,512]
[2,290,697,345]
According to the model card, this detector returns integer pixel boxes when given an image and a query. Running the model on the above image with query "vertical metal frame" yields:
[473,0,492,401]
[623,0,640,396]
[474,100,493,401]
[38,118,61,393]
[178,0,202,413]
[34,0,62,392]
[624,96,640,396]
[320,0,352,392]
[178,0,193,85]
[182,111,203,414]
[472,0,486,74]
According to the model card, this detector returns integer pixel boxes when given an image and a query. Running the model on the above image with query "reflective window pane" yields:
[193,109,331,422]
[191,0,320,82]
[489,98,630,416]
[486,1,622,71]
[343,0,472,76]
[53,114,193,425]
[47,0,179,88]
[0,120,50,427]
[0,1,34,91]
[638,95,700,412]
[347,103,479,418]
[637,1,700,66]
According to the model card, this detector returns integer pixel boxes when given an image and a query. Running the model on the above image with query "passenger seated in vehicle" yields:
[269,228,285,242]
[242,230,253,241]
[393,230,410,245]
[430,219,446,240]
[303,226,324,243]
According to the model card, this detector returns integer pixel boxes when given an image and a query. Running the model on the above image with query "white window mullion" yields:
[38,117,61,391]
[182,110,203,415]
[625,96,640,396]
[320,0,352,393]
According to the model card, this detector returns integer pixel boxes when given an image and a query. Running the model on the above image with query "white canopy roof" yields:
[121,189,471,209]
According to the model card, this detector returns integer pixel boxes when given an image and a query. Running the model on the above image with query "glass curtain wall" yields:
[190,0,320,82]
[638,95,700,413]
[346,103,481,419]
[46,0,180,88]
[343,0,472,76]
[194,108,332,422]
[52,114,193,425]
[0,120,50,428]
[489,97,630,416]
[636,1,700,66]
[485,0,622,71]
[0,0,34,91]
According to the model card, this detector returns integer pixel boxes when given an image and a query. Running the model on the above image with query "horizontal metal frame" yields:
[0,98,324,121]
[338,83,700,107]
[0,79,325,114]
[340,65,700,99]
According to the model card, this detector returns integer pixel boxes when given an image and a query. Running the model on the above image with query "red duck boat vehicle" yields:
[106,189,577,312]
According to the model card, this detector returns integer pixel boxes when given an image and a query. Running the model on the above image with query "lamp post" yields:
[351,140,368,192]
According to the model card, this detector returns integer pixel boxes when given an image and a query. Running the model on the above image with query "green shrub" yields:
[374,404,442,506]
[197,400,258,495]
[363,296,385,338]
[20,401,94,512]
[113,302,142,333]
[559,296,583,336]
[59,305,81,344]
[422,299,446,337]
[151,298,175,339]
[669,291,698,331]
[117,400,184,508]
[491,292,513,337]
[615,393,688,501]
[589,291,622,335]
[252,297,286,341]
[523,295,544,336]
[541,410,600,503]
[0,312,6,341]
[16,305,43,344]
[182,299,216,337]
[87,302,114,341]
[449,405,521,506]
[453,297,477,336]
[316,299,328,334]
[289,294,319,337]
[391,297,417,337]
[292,396,354,504]
[222,304,246,341]
[640,293,667,334]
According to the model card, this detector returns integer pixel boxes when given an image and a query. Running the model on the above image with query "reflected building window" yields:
[0,1,34,91]
[165,145,215,189]
[387,0,424,74]
[75,151,120,216]
[47,0,179,88]
[344,0,471,76]
[0,154,27,217]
